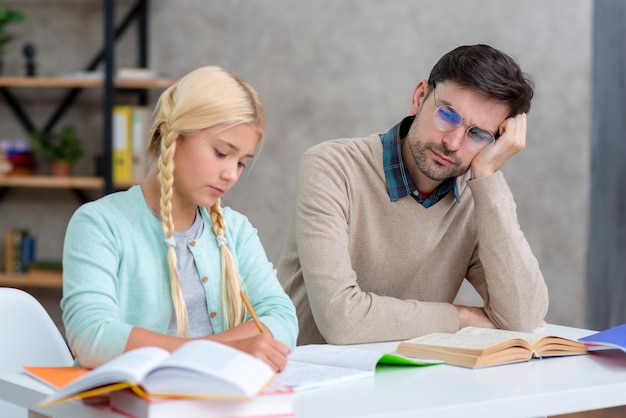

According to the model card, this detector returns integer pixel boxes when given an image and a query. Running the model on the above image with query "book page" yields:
[287,345,385,371]
[272,345,380,391]
[142,340,275,398]
[405,327,537,350]
[273,360,374,391]
[458,327,545,346]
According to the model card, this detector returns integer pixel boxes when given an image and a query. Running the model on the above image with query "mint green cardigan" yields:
[62,186,297,367]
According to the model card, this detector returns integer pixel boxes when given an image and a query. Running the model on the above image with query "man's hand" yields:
[455,305,548,331]
[455,305,497,329]
[471,113,527,179]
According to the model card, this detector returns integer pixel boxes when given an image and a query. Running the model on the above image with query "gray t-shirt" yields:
[163,208,214,337]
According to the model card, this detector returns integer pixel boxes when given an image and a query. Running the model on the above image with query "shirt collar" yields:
[380,116,461,205]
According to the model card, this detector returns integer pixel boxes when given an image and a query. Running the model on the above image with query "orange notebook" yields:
[24,366,90,389]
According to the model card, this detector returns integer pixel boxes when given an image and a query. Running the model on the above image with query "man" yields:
[278,44,549,345]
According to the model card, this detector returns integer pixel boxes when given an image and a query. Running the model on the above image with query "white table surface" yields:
[2,324,626,418]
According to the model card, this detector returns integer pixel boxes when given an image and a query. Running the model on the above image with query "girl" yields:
[61,66,297,370]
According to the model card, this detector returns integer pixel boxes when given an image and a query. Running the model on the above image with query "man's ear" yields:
[410,80,429,115]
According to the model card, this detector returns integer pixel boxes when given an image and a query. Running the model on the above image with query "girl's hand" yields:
[225,333,291,372]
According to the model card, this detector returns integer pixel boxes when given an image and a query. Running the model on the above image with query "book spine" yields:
[20,232,36,273]
[4,228,14,273]
[112,105,134,183]
[12,229,24,274]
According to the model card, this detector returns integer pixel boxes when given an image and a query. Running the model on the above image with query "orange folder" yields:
[23,366,90,389]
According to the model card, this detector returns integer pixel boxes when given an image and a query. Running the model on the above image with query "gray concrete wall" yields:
[0,0,591,330]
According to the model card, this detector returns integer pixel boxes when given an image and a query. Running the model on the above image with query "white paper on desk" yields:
[274,361,373,391]
[273,345,382,391]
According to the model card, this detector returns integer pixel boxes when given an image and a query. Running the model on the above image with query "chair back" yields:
[0,287,73,417]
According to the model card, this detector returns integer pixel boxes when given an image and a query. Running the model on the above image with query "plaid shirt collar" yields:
[380,116,460,207]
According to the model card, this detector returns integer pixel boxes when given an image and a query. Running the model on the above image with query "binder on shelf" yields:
[3,228,35,274]
[20,233,36,273]
[112,105,133,183]
[131,106,152,183]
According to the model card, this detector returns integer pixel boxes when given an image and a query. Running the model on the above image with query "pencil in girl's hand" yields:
[240,291,265,333]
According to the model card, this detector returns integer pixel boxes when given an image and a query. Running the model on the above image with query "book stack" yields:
[4,228,36,274]
[32,339,296,418]
[25,362,294,418]
[0,149,12,175]
[0,139,37,176]
[112,105,152,185]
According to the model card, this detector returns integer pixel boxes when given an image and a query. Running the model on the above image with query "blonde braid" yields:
[146,66,265,336]
[209,199,246,329]
[158,124,188,337]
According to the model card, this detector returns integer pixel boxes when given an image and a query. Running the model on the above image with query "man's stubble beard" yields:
[406,116,470,182]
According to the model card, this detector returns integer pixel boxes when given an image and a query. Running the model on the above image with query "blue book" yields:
[579,324,626,353]
[20,233,36,273]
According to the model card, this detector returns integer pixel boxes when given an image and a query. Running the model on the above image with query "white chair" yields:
[0,287,73,417]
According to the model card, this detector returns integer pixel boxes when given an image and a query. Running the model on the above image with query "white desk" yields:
[2,324,626,418]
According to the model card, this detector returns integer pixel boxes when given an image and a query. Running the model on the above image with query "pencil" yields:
[240,291,265,333]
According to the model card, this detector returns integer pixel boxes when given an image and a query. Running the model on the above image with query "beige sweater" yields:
[278,133,549,345]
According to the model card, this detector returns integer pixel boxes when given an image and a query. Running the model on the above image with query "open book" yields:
[24,366,293,418]
[579,323,626,353]
[395,327,588,368]
[273,344,442,391]
[35,339,276,407]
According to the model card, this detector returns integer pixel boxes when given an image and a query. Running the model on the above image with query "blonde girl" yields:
[62,67,297,370]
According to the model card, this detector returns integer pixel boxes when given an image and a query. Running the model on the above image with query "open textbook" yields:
[396,327,588,368]
[34,339,276,407]
[273,344,442,391]
[26,362,294,418]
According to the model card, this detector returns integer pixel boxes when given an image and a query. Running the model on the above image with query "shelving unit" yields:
[0,0,173,289]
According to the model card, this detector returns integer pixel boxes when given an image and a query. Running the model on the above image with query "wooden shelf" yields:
[0,3,154,297]
[0,175,105,189]
[0,271,62,288]
[0,76,174,89]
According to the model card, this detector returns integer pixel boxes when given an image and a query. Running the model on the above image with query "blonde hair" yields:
[147,66,264,337]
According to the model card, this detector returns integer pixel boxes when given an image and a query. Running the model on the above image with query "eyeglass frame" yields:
[430,85,498,152]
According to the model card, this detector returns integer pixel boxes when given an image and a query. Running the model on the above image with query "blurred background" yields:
[1,0,621,337]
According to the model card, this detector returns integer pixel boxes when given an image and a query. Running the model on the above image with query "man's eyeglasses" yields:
[432,87,496,152]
